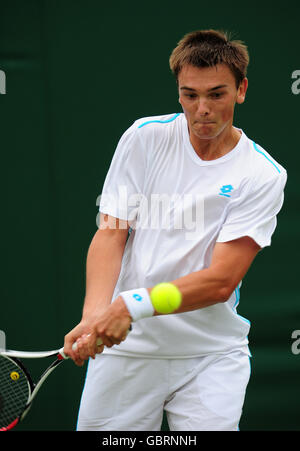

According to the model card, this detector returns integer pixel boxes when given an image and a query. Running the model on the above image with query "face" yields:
[178,64,248,141]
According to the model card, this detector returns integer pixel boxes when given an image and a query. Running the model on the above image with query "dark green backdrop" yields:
[0,0,299,431]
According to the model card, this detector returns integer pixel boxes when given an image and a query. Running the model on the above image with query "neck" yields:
[189,124,241,161]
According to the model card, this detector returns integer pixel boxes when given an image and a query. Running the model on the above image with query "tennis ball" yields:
[150,283,182,314]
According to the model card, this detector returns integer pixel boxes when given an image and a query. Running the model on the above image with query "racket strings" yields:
[0,356,31,428]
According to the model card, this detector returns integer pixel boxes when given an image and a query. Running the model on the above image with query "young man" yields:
[64,30,287,431]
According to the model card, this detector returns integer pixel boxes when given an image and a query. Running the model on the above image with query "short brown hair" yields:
[169,29,249,88]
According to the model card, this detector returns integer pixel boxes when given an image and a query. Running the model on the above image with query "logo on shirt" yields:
[219,185,234,198]
[133,293,143,302]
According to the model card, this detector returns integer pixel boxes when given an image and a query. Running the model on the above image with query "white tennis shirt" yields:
[99,113,287,358]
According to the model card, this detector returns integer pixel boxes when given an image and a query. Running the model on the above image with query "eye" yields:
[184,93,197,99]
[210,92,223,99]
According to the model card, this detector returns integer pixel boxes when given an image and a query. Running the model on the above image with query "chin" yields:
[193,129,219,140]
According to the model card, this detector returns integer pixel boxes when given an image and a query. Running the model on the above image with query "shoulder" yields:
[135,113,182,128]
[134,113,182,130]
[118,113,183,154]
[240,131,287,186]
[114,113,182,161]
[250,140,286,177]
[118,113,182,142]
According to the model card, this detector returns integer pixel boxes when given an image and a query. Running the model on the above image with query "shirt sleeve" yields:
[216,169,287,248]
[99,124,146,226]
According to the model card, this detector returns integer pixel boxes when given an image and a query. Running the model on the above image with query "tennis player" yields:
[64,30,287,431]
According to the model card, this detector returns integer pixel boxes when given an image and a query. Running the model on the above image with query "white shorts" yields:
[76,350,251,431]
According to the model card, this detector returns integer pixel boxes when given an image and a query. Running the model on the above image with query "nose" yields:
[196,98,210,116]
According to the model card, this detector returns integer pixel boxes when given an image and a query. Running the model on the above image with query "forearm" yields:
[64,222,129,364]
[82,228,127,318]
[149,237,260,315]
[121,266,230,322]
[165,267,230,314]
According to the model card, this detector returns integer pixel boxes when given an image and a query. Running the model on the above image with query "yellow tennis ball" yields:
[150,283,182,314]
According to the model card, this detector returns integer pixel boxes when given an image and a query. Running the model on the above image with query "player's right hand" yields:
[64,321,99,366]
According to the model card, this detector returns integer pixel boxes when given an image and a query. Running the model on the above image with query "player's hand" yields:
[71,332,105,365]
[64,298,131,366]
[63,321,92,366]
[64,313,106,366]
[90,296,132,348]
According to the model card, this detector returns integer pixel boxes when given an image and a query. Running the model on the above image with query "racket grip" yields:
[58,337,103,360]
[71,327,131,352]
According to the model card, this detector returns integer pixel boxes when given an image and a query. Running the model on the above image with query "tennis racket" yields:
[0,338,102,431]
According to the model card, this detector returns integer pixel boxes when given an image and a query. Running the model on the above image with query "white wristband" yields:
[120,288,154,322]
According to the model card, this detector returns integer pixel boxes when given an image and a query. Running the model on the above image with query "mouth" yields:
[194,122,216,126]
[192,119,215,124]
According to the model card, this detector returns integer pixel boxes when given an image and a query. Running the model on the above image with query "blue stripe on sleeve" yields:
[138,113,180,128]
[252,141,281,173]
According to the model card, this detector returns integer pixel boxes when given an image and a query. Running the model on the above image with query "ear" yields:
[236,78,248,104]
